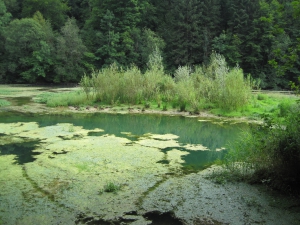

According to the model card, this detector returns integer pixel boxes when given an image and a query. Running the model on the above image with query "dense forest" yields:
[0,0,299,89]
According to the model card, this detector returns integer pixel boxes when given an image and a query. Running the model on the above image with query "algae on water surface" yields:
[0,113,251,224]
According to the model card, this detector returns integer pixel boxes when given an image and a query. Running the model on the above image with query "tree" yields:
[131,28,165,71]
[4,18,53,83]
[159,0,221,72]
[22,0,69,29]
[54,18,87,83]
[67,0,91,28]
[0,0,11,81]
[212,31,242,67]
[3,0,20,19]
[83,0,148,68]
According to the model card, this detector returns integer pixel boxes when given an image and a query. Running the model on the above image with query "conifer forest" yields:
[0,0,299,89]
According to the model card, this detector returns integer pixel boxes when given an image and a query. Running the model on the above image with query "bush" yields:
[78,52,252,113]
[225,104,300,193]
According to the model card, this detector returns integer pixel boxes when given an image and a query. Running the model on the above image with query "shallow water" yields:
[0,112,250,224]
[0,112,247,168]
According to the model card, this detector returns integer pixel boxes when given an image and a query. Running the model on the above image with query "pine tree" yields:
[83,0,147,68]
[22,0,69,30]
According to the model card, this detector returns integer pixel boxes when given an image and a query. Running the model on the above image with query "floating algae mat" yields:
[0,112,248,224]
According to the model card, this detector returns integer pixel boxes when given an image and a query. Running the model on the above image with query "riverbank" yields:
[0,85,261,124]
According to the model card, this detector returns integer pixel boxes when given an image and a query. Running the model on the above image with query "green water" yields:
[0,112,247,169]
[0,112,249,224]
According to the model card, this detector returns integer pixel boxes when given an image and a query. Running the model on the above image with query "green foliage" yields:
[0,0,300,88]
[80,52,252,114]
[174,66,193,111]
[161,0,221,71]
[278,99,293,117]
[224,104,300,193]
[257,93,267,101]
[79,74,92,99]
[4,18,53,83]
[33,92,54,103]
[35,91,91,107]
[193,53,252,111]
[21,0,69,29]
[54,18,87,83]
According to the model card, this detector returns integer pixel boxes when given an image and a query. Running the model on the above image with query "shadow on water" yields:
[0,141,40,164]
[75,211,184,225]
[143,211,184,225]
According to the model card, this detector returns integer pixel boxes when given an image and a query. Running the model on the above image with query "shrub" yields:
[225,104,300,193]
[78,52,252,113]
[80,74,92,99]
[120,65,144,104]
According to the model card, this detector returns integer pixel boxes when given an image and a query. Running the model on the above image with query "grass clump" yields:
[0,99,10,107]
[34,92,55,103]
[47,91,92,107]
[99,182,121,194]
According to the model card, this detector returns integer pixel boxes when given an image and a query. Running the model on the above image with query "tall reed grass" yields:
[78,52,252,111]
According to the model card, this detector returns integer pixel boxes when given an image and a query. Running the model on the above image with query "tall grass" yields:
[35,91,92,107]
[75,52,253,112]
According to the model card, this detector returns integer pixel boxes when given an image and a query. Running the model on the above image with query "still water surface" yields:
[0,112,248,169]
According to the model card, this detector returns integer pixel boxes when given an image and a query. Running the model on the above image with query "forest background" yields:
[0,0,300,89]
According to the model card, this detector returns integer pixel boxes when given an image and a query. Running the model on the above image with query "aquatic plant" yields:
[0,99,10,107]
[99,182,121,194]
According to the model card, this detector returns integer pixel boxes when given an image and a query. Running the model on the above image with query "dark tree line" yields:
[0,0,299,89]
